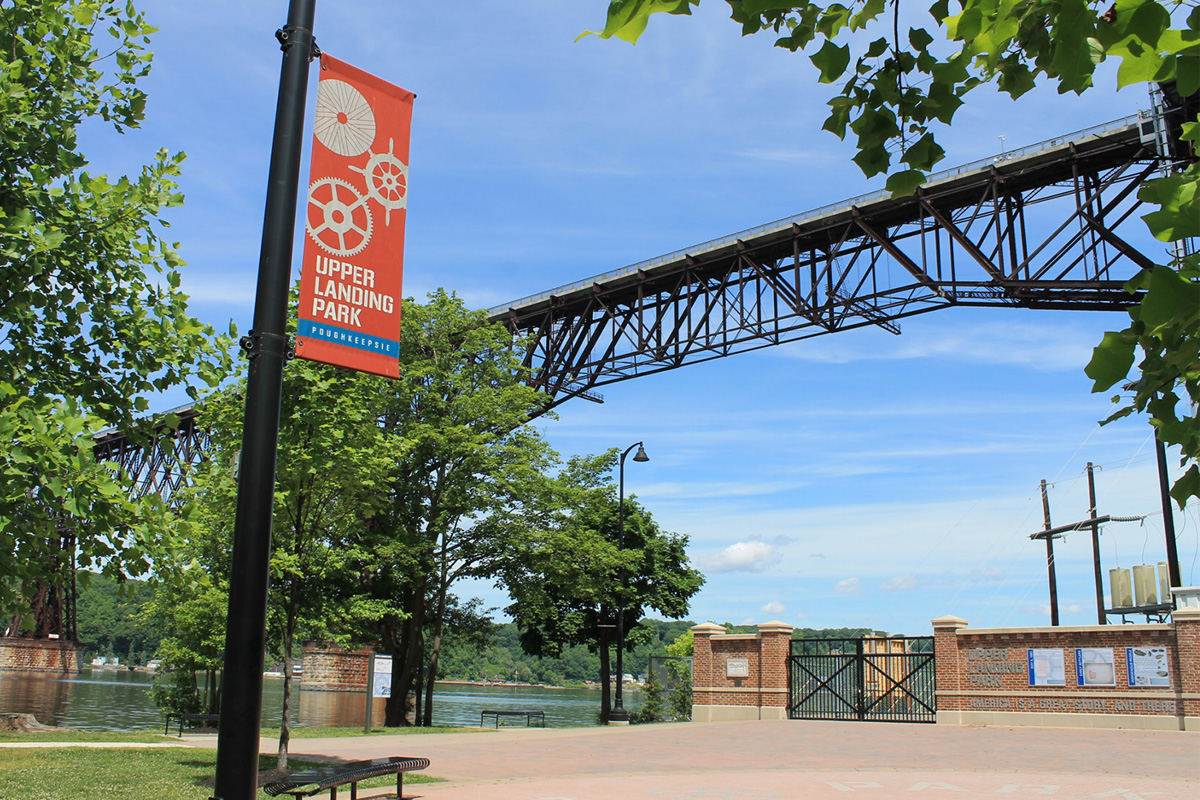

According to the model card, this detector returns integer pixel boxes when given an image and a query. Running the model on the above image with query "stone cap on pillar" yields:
[1172,607,1200,623]
[757,621,794,635]
[931,615,969,631]
[691,622,727,637]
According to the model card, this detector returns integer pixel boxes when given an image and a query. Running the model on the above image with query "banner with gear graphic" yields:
[295,54,414,378]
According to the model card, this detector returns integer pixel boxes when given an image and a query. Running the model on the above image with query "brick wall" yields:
[300,643,373,692]
[932,610,1199,731]
[0,638,84,673]
[691,621,792,722]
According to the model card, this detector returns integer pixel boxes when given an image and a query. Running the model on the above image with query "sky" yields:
[94,1,1199,637]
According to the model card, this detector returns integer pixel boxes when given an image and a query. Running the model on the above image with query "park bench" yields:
[163,712,220,736]
[479,709,545,728]
[263,756,430,800]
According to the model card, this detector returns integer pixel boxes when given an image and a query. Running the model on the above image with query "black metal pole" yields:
[1155,436,1182,593]
[610,441,645,725]
[212,2,316,798]
[1040,479,1060,626]
[1086,463,1105,625]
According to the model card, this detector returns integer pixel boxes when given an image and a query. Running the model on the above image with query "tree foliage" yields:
[169,292,396,766]
[354,290,555,726]
[74,572,162,663]
[589,0,1199,503]
[500,450,705,722]
[0,0,232,622]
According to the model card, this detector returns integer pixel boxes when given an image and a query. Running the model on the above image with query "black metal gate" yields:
[788,637,936,723]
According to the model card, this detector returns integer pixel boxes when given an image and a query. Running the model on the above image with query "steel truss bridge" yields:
[9,96,1194,641]
[74,101,1200,502]
[487,106,1191,407]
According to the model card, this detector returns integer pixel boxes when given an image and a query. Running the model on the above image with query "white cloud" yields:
[880,574,919,591]
[834,577,862,596]
[704,541,779,573]
[761,600,786,615]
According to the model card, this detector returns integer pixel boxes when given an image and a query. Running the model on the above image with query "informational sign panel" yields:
[372,655,392,699]
[1075,648,1116,687]
[1126,647,1170,687]
[1027,648,1065,686]
[295,54,414,378]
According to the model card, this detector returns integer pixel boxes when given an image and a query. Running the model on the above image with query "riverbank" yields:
[0,670,632,730]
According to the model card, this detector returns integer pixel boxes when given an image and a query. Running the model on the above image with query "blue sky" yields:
[102,1,1198,636]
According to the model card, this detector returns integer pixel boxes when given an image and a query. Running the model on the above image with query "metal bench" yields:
[263,756,430,800]
[163,712,220,736]
[479,709,545,728]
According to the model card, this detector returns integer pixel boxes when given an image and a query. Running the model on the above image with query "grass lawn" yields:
[0,748,441,800]
[0,731,172,744]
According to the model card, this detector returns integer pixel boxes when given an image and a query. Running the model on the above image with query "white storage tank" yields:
[1132,564,1158,606]
[1158,562,1172,604]
[1110,568,1133,608]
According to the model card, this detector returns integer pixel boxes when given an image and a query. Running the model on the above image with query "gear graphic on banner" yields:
[349,137,408,226]
[306,177,373,257]
[313,79,376,157]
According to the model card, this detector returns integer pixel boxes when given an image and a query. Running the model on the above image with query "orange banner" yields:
[295,54,414,378]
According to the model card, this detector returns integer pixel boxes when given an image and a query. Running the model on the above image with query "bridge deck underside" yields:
[490,124,1162,404]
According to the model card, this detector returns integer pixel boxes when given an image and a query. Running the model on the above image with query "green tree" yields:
[590,0,1199,504]
[74,572,162,664]
[500,451,705,723]
[144,579,227,719]
[353,289,554,727]
[664,628,694,721]
[179,311,394,768]
[0,0,231,623]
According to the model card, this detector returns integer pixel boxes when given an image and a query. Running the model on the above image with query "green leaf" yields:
[900,133,945,171]
[1169,464,1200,508]
[1085,330,1138,391]
[885,169,926,196]
[810,40,851,84]
[1138,265,1200,333]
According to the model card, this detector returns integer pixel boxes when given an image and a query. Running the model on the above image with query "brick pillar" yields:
[757,621,794,721]
[931,615,967,725]
[1173,608,1200,729]
[689,622,725,722]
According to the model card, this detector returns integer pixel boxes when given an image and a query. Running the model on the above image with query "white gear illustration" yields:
[313,79,376,157]
[349,137,408,226]
[306,177,373,257]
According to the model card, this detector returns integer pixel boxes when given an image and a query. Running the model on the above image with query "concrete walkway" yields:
[185,719,1199,799]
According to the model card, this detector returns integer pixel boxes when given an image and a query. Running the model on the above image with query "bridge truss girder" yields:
[492,124,1167,406]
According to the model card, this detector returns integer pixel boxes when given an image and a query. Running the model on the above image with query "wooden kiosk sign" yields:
[296,54,414,377]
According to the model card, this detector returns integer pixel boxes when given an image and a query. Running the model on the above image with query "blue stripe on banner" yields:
[298,319,399,356]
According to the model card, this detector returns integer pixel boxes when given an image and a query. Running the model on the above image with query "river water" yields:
[0,669,640,730]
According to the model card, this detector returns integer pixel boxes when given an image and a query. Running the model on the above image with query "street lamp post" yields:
[609,441,648,725]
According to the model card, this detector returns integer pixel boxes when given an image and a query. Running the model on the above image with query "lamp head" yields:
[632,443,649,463]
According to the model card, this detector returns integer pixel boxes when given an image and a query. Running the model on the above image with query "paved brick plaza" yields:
[188,718,1200,799]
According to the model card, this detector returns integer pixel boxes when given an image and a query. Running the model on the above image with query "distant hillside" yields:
[437,619,893,686]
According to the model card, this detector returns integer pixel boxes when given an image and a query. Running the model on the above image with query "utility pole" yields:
[1039,479,1060,626]
[212,2,317,798]
[1086,463,1105,625]
[1155,437,1182,592]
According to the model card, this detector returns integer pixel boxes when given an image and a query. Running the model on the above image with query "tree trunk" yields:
[423,561,450,727]
[598,627,612,724]
[276,628,295,772]
[383,616,406,727]
[384,589,426,726]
